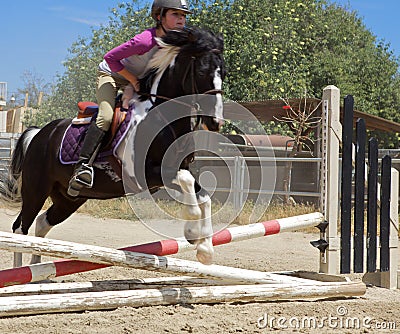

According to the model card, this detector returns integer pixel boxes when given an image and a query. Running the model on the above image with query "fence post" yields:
[320,85,341,274]
[354,118,366,273]
[233,156,246,211]
[363,157,399,289]
[379,158,398,289]
[340,95,354,274]
[388,167,399,289]
[367,138,378,273]
[380,155,391,273]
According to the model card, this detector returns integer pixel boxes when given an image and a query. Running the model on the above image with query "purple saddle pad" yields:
[59,111,132,164]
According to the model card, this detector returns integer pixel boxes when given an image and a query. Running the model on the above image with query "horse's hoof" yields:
[196,242,214,265]
[196,251,213,265]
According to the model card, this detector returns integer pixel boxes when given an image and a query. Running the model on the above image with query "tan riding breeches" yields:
[96,71,129,131]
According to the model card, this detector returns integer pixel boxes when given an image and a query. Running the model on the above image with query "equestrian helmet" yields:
[151,0,192,21]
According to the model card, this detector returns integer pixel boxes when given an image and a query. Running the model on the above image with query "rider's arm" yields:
[117,68,140,92]
[104,28,157,91]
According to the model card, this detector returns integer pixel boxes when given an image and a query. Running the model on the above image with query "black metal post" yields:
[380,155,391,272]
[367,138,378,273]
[354,118,366,273]
[340,95,354,274]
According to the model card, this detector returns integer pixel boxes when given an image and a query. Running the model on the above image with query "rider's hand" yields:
[131,80,140,92]
[117,68,140,92]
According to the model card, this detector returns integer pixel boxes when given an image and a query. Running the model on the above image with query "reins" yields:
[137,89,223,108]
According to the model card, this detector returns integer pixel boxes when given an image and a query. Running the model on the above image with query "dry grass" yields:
[17,197,398,236]
[72,197,317,226]
[74,199,398,238]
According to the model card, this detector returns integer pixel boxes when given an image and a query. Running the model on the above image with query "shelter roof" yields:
[224,98,400,133]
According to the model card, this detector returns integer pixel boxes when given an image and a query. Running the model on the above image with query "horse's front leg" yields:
[172,169,214,265]
[194,187,214,265]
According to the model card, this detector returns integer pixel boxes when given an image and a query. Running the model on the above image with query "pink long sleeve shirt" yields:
[98,28,159,79]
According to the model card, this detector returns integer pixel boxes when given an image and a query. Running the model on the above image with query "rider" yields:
[68,0,192,196]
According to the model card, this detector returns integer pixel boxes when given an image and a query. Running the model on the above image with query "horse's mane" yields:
[145,39,180,77]
[139,27,224,97]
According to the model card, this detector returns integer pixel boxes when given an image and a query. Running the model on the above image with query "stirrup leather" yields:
[73,163,94,188]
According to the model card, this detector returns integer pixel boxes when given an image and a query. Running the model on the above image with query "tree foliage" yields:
[26,0,400,145]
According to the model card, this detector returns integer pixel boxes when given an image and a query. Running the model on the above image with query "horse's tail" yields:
[0,126,40,206]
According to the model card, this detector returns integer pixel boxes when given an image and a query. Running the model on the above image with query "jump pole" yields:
[0,276,228,297]
[0,281,366,317]
[0,229,334,286]
[0,212,323,287]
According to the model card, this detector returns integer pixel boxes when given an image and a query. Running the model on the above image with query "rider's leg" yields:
[95,71,117,131]
[67,72,115,197]
[67,122,106,196]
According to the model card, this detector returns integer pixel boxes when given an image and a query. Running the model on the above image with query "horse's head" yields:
[143,27,226,132]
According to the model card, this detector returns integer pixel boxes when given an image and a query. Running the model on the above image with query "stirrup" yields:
[74,163,94,188]
[67,164,94,197]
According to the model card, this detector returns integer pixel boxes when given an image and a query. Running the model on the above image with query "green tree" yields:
[27,0,400,147]
[192,0,400,145]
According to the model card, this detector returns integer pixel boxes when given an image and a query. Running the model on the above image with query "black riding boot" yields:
[67,122,106,197]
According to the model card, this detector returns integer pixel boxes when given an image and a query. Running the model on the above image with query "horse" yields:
[0,27,225,267]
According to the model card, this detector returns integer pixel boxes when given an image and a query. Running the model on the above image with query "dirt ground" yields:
[0,209,399,334]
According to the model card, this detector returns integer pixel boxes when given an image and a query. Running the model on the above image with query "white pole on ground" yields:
[0,212,323,287]
[0,231,326,286]
[0,282,366,317]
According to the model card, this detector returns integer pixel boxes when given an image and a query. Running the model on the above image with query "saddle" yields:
[75,101,127,146]
[60,101,132,178]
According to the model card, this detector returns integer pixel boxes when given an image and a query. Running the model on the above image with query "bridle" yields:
[139,48,223,104]
[138,48,223,131]
[181,49,223,96]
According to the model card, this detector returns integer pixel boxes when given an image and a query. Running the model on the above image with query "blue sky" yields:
[1,0,118,97]
[0,0,399,100]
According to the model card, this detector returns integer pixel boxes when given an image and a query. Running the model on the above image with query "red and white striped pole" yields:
[0,212,322,287]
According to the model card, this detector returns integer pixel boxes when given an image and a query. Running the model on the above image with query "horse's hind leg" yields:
[12,197,49,267]
[12,213,23,267]
[173,169,214,265]
[30,191,87,264]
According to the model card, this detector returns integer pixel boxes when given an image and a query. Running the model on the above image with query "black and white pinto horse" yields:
[1,27,225,267]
